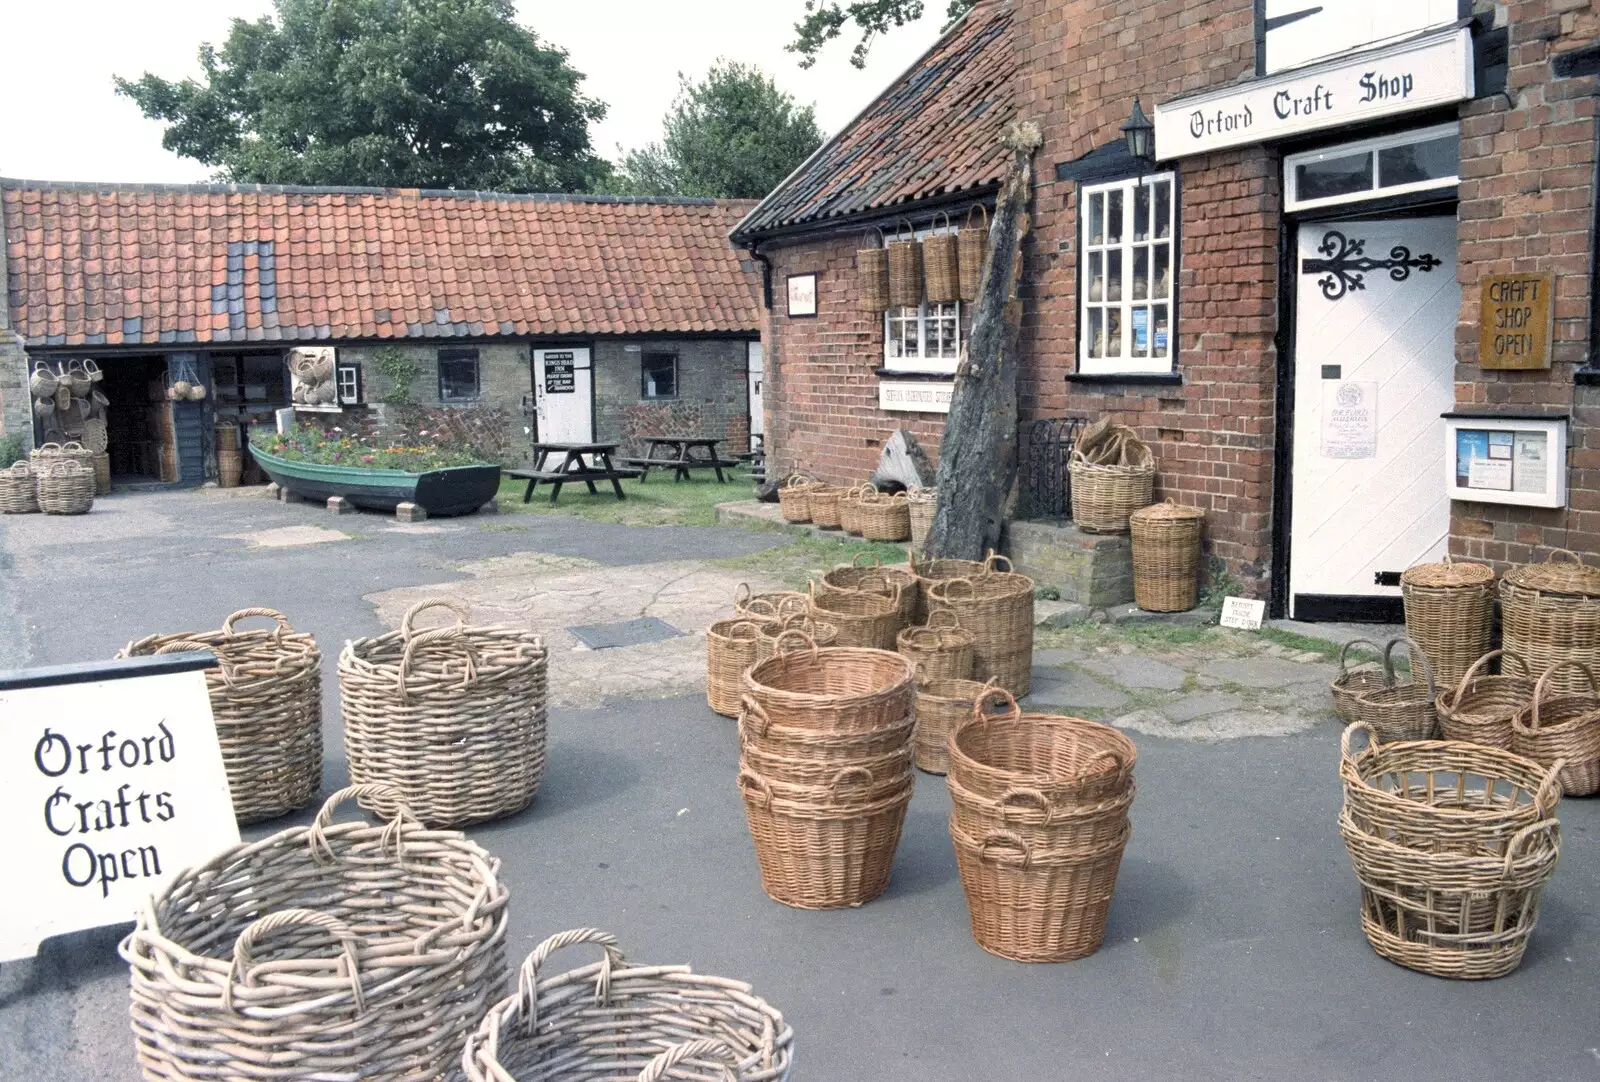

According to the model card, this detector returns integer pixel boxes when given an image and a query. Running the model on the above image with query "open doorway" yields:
[100,356,174,482]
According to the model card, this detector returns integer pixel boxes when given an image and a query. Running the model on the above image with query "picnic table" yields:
[619,435,737,483]
[505,442,639,503]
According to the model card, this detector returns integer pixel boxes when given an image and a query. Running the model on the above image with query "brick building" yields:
[0,182,762,483]
[735,0,1600,620]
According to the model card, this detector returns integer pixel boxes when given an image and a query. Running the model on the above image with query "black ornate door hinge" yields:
[1302,230,1441,302]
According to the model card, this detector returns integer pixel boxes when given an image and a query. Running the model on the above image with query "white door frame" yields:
[746,340,764,452]
[531,345,595,445]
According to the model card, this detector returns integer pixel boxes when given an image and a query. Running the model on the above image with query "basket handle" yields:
[1533,759,1567,813]
[1542,548,1585,565]
[851,551,882,568]
[1384,637,1434,698]
[775,594,808,618]
[1499,650,1531,679]
[227,909,364,1014]
[860,226,888,249]
[907,548,923,574]
[964,204,989,230]
[726,621,760,642]
[518,928,625,1038]
[740,696,771,738]
[977,829,1032,868]
[1529,660,1599,727]
[221,607,293,637]
[997,787,1054,826]
[1452,649,1510,701]
[975,687,1021,723]
[307,784,419,863]
[399,597,469,640]
[152,639,234,689]
[1339,721,1379,762]
[737,768,775,811]
[983,550,1014,574]
[397,625,480,701]
[1336,638,1383,678]
[902,627,943,650]
[933,576,977,602]
[742,597,780,619]
[772,628,818,657]
[1500,819,1560,875]
[637,1038,743,1082]
[733,582,753,606]
[830,766,875,794]
[925,608,961,631]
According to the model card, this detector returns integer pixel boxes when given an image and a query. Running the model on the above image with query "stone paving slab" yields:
[1198,656,1338,689]
[1081,655,1188,691]
[1159,692,1244,722]
[1024,669,1131,711]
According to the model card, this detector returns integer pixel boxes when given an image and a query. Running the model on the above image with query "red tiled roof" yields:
[731,0,1014,241]
[2,183,760,348]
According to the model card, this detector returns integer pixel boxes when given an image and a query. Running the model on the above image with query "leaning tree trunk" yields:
[925,121,1042,561]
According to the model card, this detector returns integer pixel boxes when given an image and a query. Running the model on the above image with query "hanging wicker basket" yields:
[35,458,94,515]
[896,608,976,684]
[820,552,919,623]
[121,785,509,1082]
[0,460,37,514]
[1330,639,1391,723]
[808,484,844,529]
[119,608,323,825]
[1500,550,1600,696]
[339,598,549,827]
[858,490,911,542]
[807,581,902,650]
[1401,555,1496,689]
[857,228,890,312]
[957,205,990,301]
[912,676,991,774]
[1435,649,1533,750]
[923,212,959,303]
[707,618,761,718]
[462,928,793,1082]
[887,222,924,309]
[1129,499,1204,612]
[926,568,1036,696]
[1511,660,1600,797]
[1352,638,1439,742]
[29,362,59,399]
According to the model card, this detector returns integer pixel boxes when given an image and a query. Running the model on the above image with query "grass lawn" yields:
[493,471,746,527]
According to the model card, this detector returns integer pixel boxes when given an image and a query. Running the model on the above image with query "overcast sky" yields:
[0,0,947,185]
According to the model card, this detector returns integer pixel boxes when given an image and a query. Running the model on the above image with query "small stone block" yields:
[1036,600,1091,628]
[395,501,427,523]
[327,495,354,515]
[264,482,281,499]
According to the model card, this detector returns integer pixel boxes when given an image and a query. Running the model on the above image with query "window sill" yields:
[1067,371,1182,386]
[875,367,959,380]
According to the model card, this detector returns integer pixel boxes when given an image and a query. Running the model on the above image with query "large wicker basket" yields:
[949,690,1137,805]
[119,607,323,825]
[838,485,870,536]
[907,550,986,623]
[1352,638,1439,742]
[35,457,94,514]
[756,613,838,662]
[923,214,959,304]
[808,484,844,529]
[0,460,37,514]
[912,676,991,774]
[887,226,923,309]
[859,490,911,542]
[121,785,509,1082]
[926,570,1036,696]
[858,231,889,312]
[1435,649,1532,750]
[820,552,918,623]
[339,598,549,827]
[808,581,902,650]
[1402,555,1496,688]
[741,632,916,737]
[1129,499,1204,612]
[1069,449,1154,534]
[707,618,761,718]
[776,476,813,523]
[1500,550,1600,695]
[1511,660,1600,797]
[896,609,975,683]
[462,928,793,1082]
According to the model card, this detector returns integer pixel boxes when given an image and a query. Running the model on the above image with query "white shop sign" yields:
[0,654,239,961]
[879,379,954,414]
[1154,26,1473,159]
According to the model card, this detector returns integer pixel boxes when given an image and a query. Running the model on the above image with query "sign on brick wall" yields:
[1478,273,1554,371]
[879,379,954,414]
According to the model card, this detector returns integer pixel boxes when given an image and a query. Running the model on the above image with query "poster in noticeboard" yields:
[1444,416,1566,509]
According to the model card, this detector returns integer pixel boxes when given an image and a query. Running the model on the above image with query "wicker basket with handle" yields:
[1330,638,1391,723]
[857,229,890,312]
[0,460,37,514]
[741,631,916,736]
[339,598,549,827]
[907,549,986,622]
[462,928,793,1082]
[776,475,813,523]
[1511,660,1600,796]
[1353,638,1439,742]
[34,457,94,514]
[756,612,838,661]
[923,212,959,303]
[896,608,975,684]
[887,222,924,309]
[907,488,936,547]
[950,689,1137,804]
[1435,649,1533,750]
[733,582,808,621]
[808,580,903,650]
[1129,499,1204,612]
[912,676,991,774]
[807,484,844,528]
[838,484,872,536]
[820,552,918,623]
[1500,550,1600,696]
[957,205,989,301]
[706,618,761,718]
[1402,555,1496,689]
[1069,454,1155,534]
[926,567,1036,696]
[740,696,917,769]
[119,607,323,824]
[947,768,1134,852]
[121,785,509,1082]
[858,489,912,542]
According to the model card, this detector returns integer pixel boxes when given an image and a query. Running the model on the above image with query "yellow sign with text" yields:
[1479,272,1554,370]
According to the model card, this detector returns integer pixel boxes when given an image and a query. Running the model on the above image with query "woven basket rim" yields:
[1340,722,1561,810]
[1128,498,1203,522]
[1401,556,1496,588]
[1502,550,1600,597]
[745,641,914,702]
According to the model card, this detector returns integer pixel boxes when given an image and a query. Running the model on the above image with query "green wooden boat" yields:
[251,445,501,516]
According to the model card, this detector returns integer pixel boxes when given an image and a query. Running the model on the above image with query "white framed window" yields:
[336,361,362,405]
[885,300,961,372]
[1079,172,1176,375]
[1284,123,1459,213]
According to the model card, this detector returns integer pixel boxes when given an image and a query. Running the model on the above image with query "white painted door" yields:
[532,347,594,444]
[1289,216,1457,615]
[747,341,764,451]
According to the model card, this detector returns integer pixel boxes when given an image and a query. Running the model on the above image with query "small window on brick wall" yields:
[438,348,480,402]
[336,360,363,405]
[1079,172,1177,376]
[641,352,678,399]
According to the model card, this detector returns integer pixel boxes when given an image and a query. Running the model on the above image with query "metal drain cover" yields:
[567,617,685,650]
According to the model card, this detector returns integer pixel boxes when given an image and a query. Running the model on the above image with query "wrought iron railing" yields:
[1017,416,1087,522]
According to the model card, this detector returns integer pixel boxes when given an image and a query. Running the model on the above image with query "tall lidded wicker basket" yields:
[1129,499,1204,612]
[1500,550,1600,696]
[1401,555,1496,689]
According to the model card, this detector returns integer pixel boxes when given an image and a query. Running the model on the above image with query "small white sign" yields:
[0,664,240,960]
[879,379,954,414]
[1220,597,1267,630]
[1321,380,1378,459]
[1154,26,1472,158]
[786,273,818,318]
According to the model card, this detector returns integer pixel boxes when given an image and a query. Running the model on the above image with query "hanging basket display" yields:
[958,205,990,301]
[887,221,924,309]
[857,228,890,312]
[923,212,959,303]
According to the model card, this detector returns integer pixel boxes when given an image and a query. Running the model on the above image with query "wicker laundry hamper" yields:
[1330,639,1391,723]
[733,583,808,621]
[121,785,509,1082]
[1069,445,1154,534]
[887,224,924,309]
[1435,650,1533,750]
[858,490,912,542]
[756,613,838,661]
[808,484,844,528]
[1402,555,1496,688]
[776,476,813,523]
[462,928,793,1082]
[947,770,1135,853]
[950,690,1137,804]
[821,552,919,623]
[907,489,936,548]
[0,460,37,513]
[897,609,976,684]
[1511,660,1600,796]
[339,598,549,827]
[926,570,1036,696]
[858,230,890,312]
[35,457,94,514]
[119,608,323,824]
[912,676,991,774]
[1500,550,1600,695]
[923,213,959,303]
[707,618,761,718]
[808,581,903,650]
[1353,638,1439,742]
[958,206,989,301]
[1129,499,1204,612]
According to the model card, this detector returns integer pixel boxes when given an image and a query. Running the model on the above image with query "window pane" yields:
[642,353,677,398]
[1105,308,1123,359]
[1088,251,1103,302]
[1153,244,1171,300]
[1133,184,1150,242]
[1378,134,1458,187]
[1133,247,1149,301]
[1106,249,1123,303]
[1153,304,1170,357]
[1087,308,1104,358]
[438,350,479,401]
[1295,151,1373,202]
[1132,306,1150,358]
[1154,181,1172,240]
[1105,189,1123,244]
[1088,193,1104,246]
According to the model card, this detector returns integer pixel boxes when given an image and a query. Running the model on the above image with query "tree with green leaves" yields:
[115,0,611,192]
[789,0,977,69]
[612,61,824,200]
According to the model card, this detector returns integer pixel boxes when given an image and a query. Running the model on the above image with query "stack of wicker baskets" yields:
[0,460,37,514]
[339,598,549,827]
[119,608,323,824]
[897,609,981,775]
[1128,499,1204,612]
[1338,723,1564,979]
[948,690,1137,962]
[1500,550,1600,695]
[1511,660,1600,796]
[737,631,917,909]
[34,455,94,514]
[463,928,794,1081]
[1401,555,1496,688]
[925,554,1036,696]
[808,580,903,650]
[121,785,509,1082]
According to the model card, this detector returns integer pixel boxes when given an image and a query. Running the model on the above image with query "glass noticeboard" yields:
[1443,416,1566,509]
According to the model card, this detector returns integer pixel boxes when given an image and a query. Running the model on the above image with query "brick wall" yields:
[1451,0,1600,569]
[592,337,751,454]
[0,333,29,445]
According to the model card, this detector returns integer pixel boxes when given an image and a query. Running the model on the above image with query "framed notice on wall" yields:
[786,273,818,318]
[1443,414,1567,509]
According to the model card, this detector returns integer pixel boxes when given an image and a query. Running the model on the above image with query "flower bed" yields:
[251,431,500,516]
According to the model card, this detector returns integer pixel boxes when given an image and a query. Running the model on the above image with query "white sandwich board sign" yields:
[0,653,239,960]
